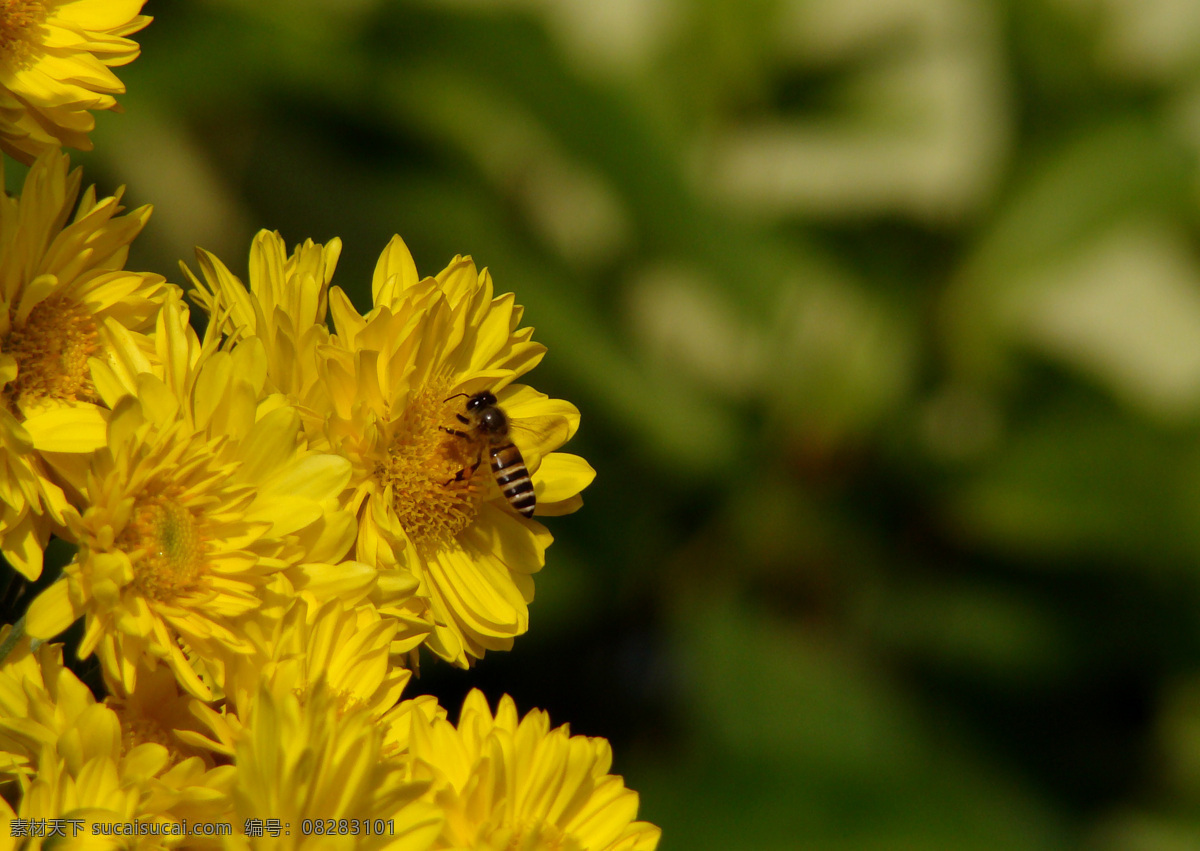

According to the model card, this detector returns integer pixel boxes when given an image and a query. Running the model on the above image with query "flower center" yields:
[289,680,369,719]
[0,0,47,67]
[376,384,483,555]
[117,710,199,767]
[119,493,207,602]
[3,295,100,417]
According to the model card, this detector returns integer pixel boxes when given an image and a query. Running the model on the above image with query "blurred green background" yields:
[27,0,1200,847]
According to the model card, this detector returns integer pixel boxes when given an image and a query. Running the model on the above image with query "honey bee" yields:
[442,390,554,518]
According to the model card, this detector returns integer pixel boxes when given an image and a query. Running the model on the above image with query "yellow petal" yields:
[56,0,148,32]
[26,579,84,639]
[288,561,375,602]
[372,234,420,307]
[1,508,45,581]
[22,402,107,452]
[533,453,594,505]
[467,503,548,575]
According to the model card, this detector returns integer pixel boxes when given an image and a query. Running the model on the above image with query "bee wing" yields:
[509,414,573,473]
[496,385,579,473]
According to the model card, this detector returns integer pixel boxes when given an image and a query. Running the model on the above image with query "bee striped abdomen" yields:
[490,442,535,518]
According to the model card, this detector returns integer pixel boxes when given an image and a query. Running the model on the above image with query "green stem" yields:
[0,615,24,666]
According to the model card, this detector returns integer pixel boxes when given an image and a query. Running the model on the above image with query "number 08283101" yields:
[300,819,395,836]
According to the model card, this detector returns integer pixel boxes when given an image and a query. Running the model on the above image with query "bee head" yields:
[465,390,508,436]
[466,391,497,411]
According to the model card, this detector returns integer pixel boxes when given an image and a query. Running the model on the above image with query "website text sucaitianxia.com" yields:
[9,818,399,839]
[11,819,233,839]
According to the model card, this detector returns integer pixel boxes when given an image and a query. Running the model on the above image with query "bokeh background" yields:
[14,0,1200,847]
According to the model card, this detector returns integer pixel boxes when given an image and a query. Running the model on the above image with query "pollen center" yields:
[376,384,482,554]
[3,295,100,417]
[0,0,47,66]
[119,493,207,602]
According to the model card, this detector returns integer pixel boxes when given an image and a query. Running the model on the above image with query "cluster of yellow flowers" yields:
[0,3,659,849]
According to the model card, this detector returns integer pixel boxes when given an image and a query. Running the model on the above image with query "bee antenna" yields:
[443,392,470,404]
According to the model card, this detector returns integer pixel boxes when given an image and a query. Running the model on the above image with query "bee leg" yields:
[438,424,483,486]
[466,455,483,479]
[442,454,484,487]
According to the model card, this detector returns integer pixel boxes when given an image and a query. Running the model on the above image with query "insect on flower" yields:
[441,390,567,518]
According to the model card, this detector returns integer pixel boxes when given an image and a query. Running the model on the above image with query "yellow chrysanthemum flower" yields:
[186,232,431,657]
[221,678,443,851]
[0,0,150,163]
[224,597,418,726]
[185,231,596,667]
[0,150,171,580]
[0,628,96,785]
[15,754,155,849]
[186,230,341,408]
[410,690,661,851]
[13,740,234,850]
[105,661,229,770]
[23,296,362,701]
[0,629,234,847]
[185,597,441,767]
